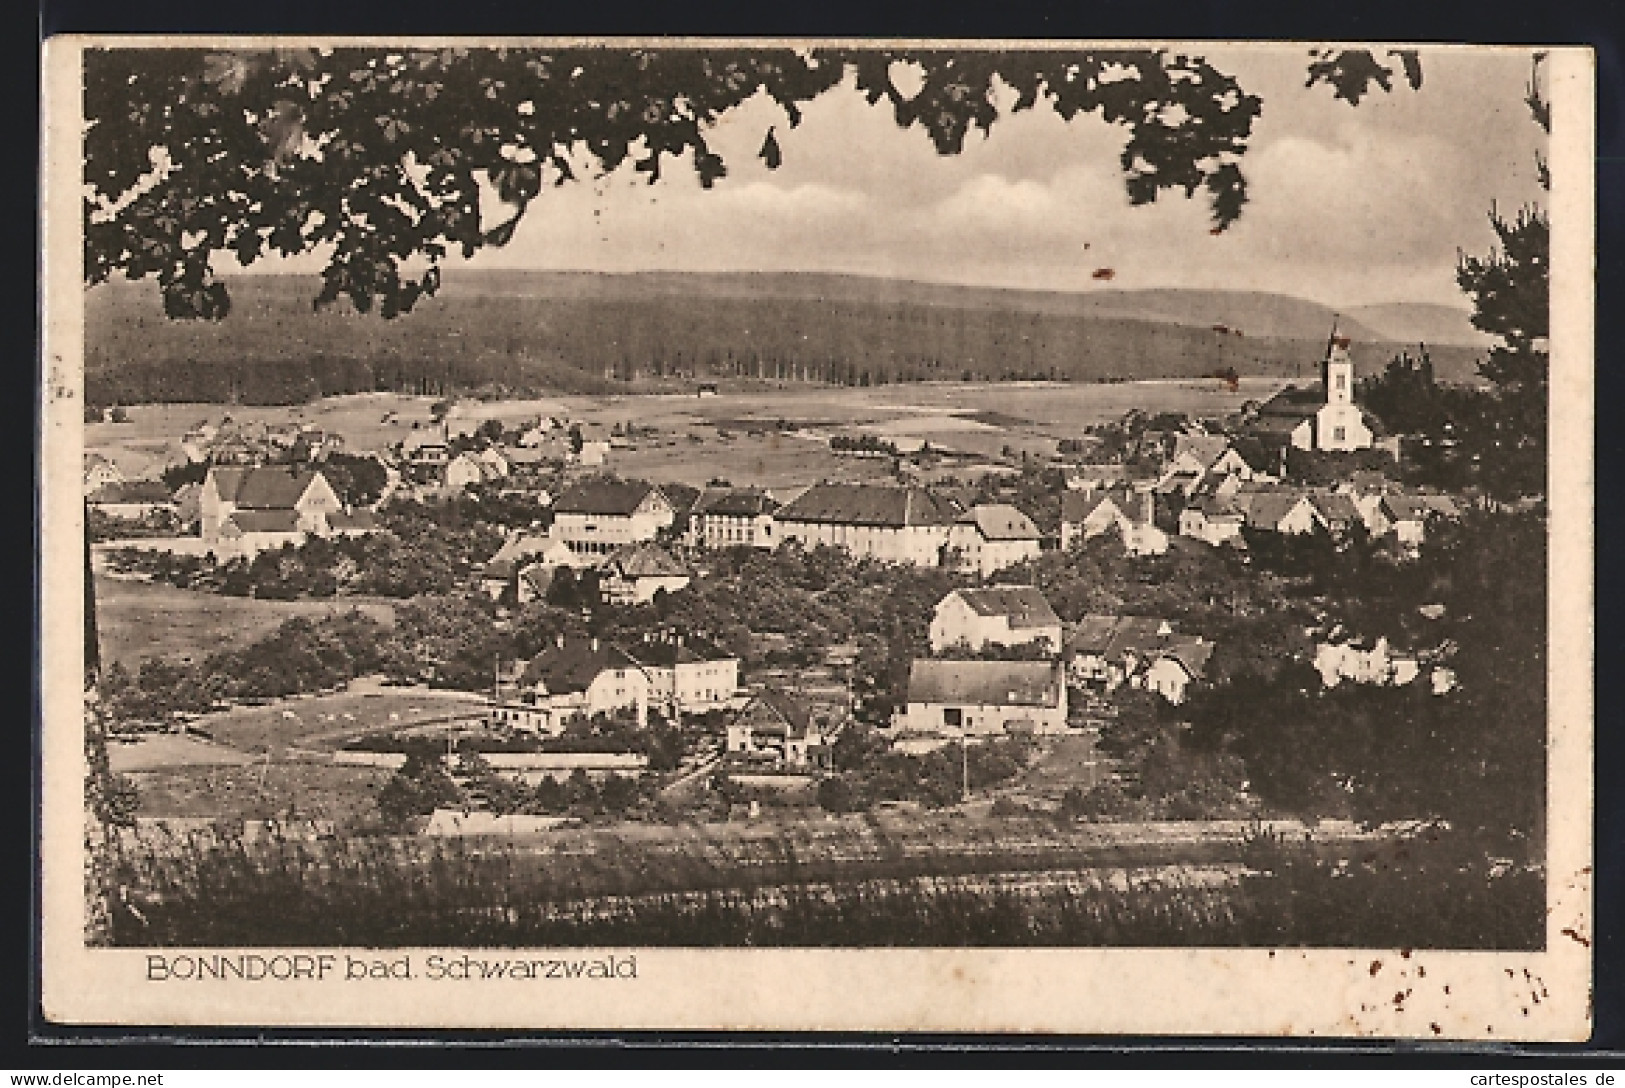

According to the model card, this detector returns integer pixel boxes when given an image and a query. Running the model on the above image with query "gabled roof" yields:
[774,483,956,527]
[1060,489,1132,524]
[907,660,1063,708]
[1309,492,1361,524]
[737,686,815,738]
[1157,637,1215,679]
[484,533,572,580]
[211,466,326,510]
[1257,385,1322,420]
[604,542,688,580]
[519,639,642,694]
[225,510,302,534]
[943,586,1061,630]
[692,487,781,518]
[1187,494,1244,519]
[1066,614,1176,659]
[1172,434,1231,470]
[1066,614,1121,655]
[553,479,666,516]
[1243,491,1316,530]
[957,504,1040,541]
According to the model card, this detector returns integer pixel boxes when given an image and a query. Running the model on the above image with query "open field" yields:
[91,571,396,668]
[85,378,1274,491]
[196,686,488,754]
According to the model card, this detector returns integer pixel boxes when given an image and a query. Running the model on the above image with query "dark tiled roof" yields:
[211,466,326,510]
[948,587,1061,629]
[907,660,1063,708]
[519,639,642,694]
[693,487,780,517]
[626,632,732,668]
[605,542,688,580]
[1172,434,1231,468]
[1060,489,1132,524]
[1382,494,1460,520]
[1243,492,1314,530]
[775,484,956,527]
[737,686,815,738]
[1309,492,1361,523]
[958,504,1040,541]
[1257,385,1322,419]
[554,479,665,516]
[1066,614,1121,655]
[89,480,173,504]
[1159,637,1215,679]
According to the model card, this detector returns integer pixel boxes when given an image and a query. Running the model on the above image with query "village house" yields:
[1313,634,1423,688]
[771,483,959,567]
[928,586,1063,657]
[1059,487,1168,556]
[945,503,1043,575]
[503,635,653,734]
[598,542,692,605]
[687,486,780,550]
[1251,337,1378,453]
[1140,639,1216,705]
[1379,493,1461,547]
[199,464,346,557]
[399,428,451,483]
[443,448,508,491]
[725,687,830,769]
[897,659,1069,737]
[1165,433,1255,481]
[84,453,124,493]
[480,532,582,600]
[1236,490,1325,536]
[550,479,676,558]
[1178,495,1246,546]
[1065,614,1214,704]
[1307,491,1364,535]
[87,479,176,520]
[626,631,742,716]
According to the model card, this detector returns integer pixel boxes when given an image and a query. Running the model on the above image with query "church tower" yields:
[1324,336,1354,407]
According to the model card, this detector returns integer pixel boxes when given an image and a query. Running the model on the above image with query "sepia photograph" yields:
[38,39,1593,1036]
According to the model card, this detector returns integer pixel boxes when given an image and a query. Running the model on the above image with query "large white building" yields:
[897,659,1069,737]
[687,487,780,550]
[1253,338,1377,453]
[550,479,676,558]
[198,465,348,558]
[944,504,1043,575]
[772,483,959,567]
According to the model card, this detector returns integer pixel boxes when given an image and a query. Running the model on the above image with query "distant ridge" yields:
[1347,302,1492,349]
[86,270,1486,406]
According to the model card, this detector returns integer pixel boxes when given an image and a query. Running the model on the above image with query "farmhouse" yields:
[898,659,1068,737]
[945,504,1043,575]
[928,586,1062,656]
[443,449,508,491]
[550,479,676,558]
[1140,639,1215,704]
[199,465,344,557]
[626,632,741,716]
[599,542,692,605]
[687,487,780,550]
[1307,491,1363,535]
[1059,488,1167,556]
[772,483,958,567]
[725,687,829,769]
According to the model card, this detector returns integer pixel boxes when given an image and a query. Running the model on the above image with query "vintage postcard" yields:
[39,38,1594,1037]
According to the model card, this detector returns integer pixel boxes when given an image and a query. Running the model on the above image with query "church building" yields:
[1253,336,1376,453]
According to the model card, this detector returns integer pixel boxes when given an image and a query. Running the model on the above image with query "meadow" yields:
[91,571,395,668]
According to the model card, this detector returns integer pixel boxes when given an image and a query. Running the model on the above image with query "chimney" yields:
[591,637,600,653]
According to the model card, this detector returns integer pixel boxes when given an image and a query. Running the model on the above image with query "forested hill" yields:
[85,271,1485,406]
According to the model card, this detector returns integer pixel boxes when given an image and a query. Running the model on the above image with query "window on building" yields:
[944,708,963,728]
[1334,426,1346,442]
[1335,374,1346,391]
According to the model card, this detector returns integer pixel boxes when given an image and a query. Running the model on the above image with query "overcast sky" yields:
[446,45,1546,311]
